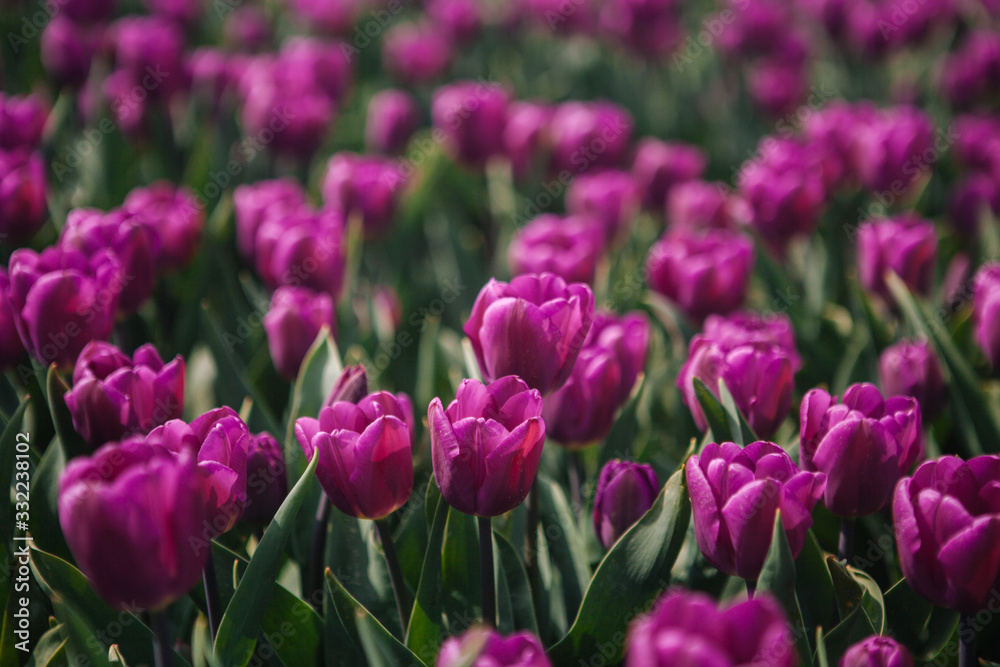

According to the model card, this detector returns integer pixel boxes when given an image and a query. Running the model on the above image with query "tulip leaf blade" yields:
[45,366,89,461]
[883,577,959,661]
[886,271,995,456]
[29,437,73,561]
[494,529,540,637]
[814,627,830,667]
[25,622,68,666]
[717,378,757,446]
[758,511,813,666]
[795,530,836,633]
[692,377,734,444]
[406,485,450,664]
[536,475,591,624]
[547,466,690,665]
[214,450,319,667]
[819,600,878,664]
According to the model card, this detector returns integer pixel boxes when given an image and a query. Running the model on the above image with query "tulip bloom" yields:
[851,105,934,196]
[0,149,47,243]
[503,101,552,180]
[432,81,510,167]
[0,94,47,150]
[264,287,337,380]
[841,636,914,667]
[507,215,606,285]
[593,460,659,549]
[428,377,545,517]
[893,454,1000,616]
[973,263,1000,366]
[0,269,25,370]
[626,589,797,666]
[243,432,288,525]
[366,89,421,154]
[65,341,185,447]
[295,392,413,519]
[383,22,454,84]
[465,273,594,396]
[321,152,406,236]
[565,169,641,242]
[857,215,937,300]
[122,182,205,272]
[667,180,748,232]
[631,138,706,210]
[548,101,632,175]
[685,441,826,580]
[254,208,346,296]
[437,627,552,667]
[233,179,306,262]
[878,339,946,420]
[59,439,209,610]
[800,383,923,517]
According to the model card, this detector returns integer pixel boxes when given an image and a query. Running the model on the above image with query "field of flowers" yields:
[1,0,1000,664]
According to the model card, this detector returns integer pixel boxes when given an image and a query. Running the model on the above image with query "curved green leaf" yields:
[692,378,733,444]
[46,366,87,461]
[406,487,450,665]
[758,511,812,666]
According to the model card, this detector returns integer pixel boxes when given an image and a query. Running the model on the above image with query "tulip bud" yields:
[366,89,421,154]
[686,441,826,580]
[263,287,337,381]
[666,180,747,232]
[857,214,937,301]
[233,179,306,262]
[949,175,998,237]
[0,93,47,151]
[464,273,595,395]
[429,377,545,517]
[503,101,552,180]
[974,262,1000,366]
[61,0,114,24]
[242,432,287,525]
[321,152,406,237]
[0,149,47,243]
[325,365,368,407]
[549,101,632,175]
[626,589,797,666]
[223,7,272,51]
[593,460,659,549]
[122,182,205,272]
[437,627,552,667]
[426,0,482,43]
[41,16,100,89]
[111,16,186,102]
[800,384,923,517]
[878,340,946,421]
[953,115,1000,176]
[565,169,640,243]
[841,635,914,667]
[645,229,754,323]
[598,0,682,57]
[850,105,935,196]
[254,208,346,296]
[295,391,414,519]
[58,439,209,610]
[383,22,454,85]
[894,454,1000,615]
[941,31,1000,111]
[288,0,363,35]
[432,80,510,167]
[507,214,605,285]
[631,138,706,210]
[145,0,202,25]
[0,269,24,370]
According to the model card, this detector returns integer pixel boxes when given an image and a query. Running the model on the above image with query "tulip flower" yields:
[65,341,185,447]
[58,438,209,610]
[0,94,47,150]
[549,101,632,175]
[0,149,47,243]
[295,391,413,519]
[667,180,748,232]
[464,273,595,395]
[507,215,606,285]
[254,208,346,296]
[626,589,797,666]
[0,269,24,370]
[366,89,421,154]
[41,16,100,88]
[437,627,552,667]
[893,454,1000,616]
[800,383,923,518]
[949,175,999,237]
[857,214,937,300]
[503,101,552,180]
[62,0,114,24]
[565,169,640,242]
[321,152,406,237]
[233,179,306,262]
[645,228,754,323]
[264,287,337,381]
[841,636,914,667]
[426,0,482,43]
[324,364,369,407]
[685,441,826,581]
[598,0,682,57]
[593,460,659,549]
[288,0,363,34]
[122,182,205,272]
[242,432,288,525]
[222,7,271,50]
[383,22,454,85]
[432,81,510,167]
[428,376,545,516]
[111,16,186,103]
[631,138,706,210]
[972,263,1000,366]
[942,32,1000,111]
[850,105,935,196]
[878,339,946,420]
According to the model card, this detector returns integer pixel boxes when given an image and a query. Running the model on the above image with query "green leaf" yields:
[814,627,830,667]
[820,602,878,664]
[26,623,68,667]
[884,577,959,661]
[717,378,757,446]
[494,530,539,636]
[886,272,996,457]
[29,439,72,561]
[406,487,450,665]
[214,451,319,667]
[0,396,31,567]
[46,366,87,460]
[548,467,690,665]
[692,378,733,444]
[795,531,835,633]
[823,558,880,663]
[440,509,482,629]
[757,511,813,667]
[536,475,591,623]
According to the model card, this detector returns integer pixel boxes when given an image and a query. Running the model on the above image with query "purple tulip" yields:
[8,247,122,369]
[58,438,209,610]
[803,101,873,191]
[254,207,346,295]
[429,376,545,516]
[949,175,999,237]
[122,182,204,272]
[263,287,337,380]
[61,0,114,23]
[288,0,363,35]
[426,0,482,43]
[383,22,453,85]
[878,340,946,421]
[565,169,640,242]
[626,589,797,666]
[893,454,1000,615]
[548,101,632,175]
[111,16,186,103]
[800,383,923,517]
[543,311,650,446]
[242,432,288,525]
[0,94,47,151]
[366,89,421,154]
[686,441,826,580]
[631,138,706,210]
[41,16,100,88]
[856,214,937,300]
[0,269,24,370]
[223,7,272,51]
[295,391,414,519]
[507,214,605,285]
[325,364,369,407]
[678,312,799,438]
[841,635,914,667]
[850,105,935,196]
[145,0,202,25]
[65,341,185,447]
[593,460,659,549]
[233,179,306,262]
[598,0,682,57]
[432,80,510,167]
[974,262,1000,366]
[521,0,597,34]
[941,31,1000,111]
[321,152,406,237]
[645,229,754,323]
[464,273,595,395]
[503,101,552,180]
[437,627,551,667]
[274,36,354,103]
[0,149,47,243]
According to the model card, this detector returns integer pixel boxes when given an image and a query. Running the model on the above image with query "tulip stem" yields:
[568,452,584,517]
[479,516,496,627]
[308,495,332,612]
[838,518,855,563]
[202,551,222,643]
[375,519,410,637]
[959,615,976,667]
[151,610,173,667]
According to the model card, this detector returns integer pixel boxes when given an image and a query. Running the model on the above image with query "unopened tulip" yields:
[503,101,552,180]
[0,269,24,370]
[667,180,748,232]
[800,383,923,517]
[242,432,287,525]
[296,391,413,519]
[850,106,935,196]
[857,214,937,300]
[549,101,632,175]
[878,339,946,420]
[254,208,346,295]
[324,364,368,407]
[437,627,552,667]
[122,182,204,272]
[565,169,640,242]
[41,16,100,88]
[428,376,545,516]
[383,22,454,85]
[0,93,47,150]
[974,262,1000,366]
[631,138,707,210]
[593,460,659,548]
[432,80,510,167]
[0,149,47,243]
[507,214,605,285]
[464,273,594,395]
[263,287,336,380]
[233,179,307,262]
[366,89,421,154]
[426,0,482,43]
[321,152,406,236]
[893,454,1000,615]
[841,635,914,667]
